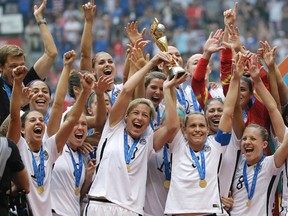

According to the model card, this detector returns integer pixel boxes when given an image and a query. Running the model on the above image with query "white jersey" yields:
[144,146,171,216]
[17,135,60,216]
[184,85,202,113]
[151,103,165,130]
[218,130,241,197]
[165,130,227,214]
[230,155,282,216]
[209,85,225,102]
[51,144,86,216]
[107,83,123,106]
[61,105,72,125]
[88,118,154,215]
[176,85,191,114]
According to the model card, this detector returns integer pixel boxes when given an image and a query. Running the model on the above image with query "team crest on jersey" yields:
[43,150,49,160]
[203,145,211,152]
[139,138,146,145]
[114,89,121,97]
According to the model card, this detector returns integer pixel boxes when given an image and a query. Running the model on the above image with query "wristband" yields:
[37,18,47,26]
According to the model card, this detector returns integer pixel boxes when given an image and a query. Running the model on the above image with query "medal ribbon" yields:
[110,87,116,106]
[150,108,160,130]
[44,113,50,124]
[30,146,45,187]
[176,87,186,109]
[243,155,265,201]
[191,89,201,112]
[189,147,206,181]
[163,144,171,181]
[124,129,140,166]
[67,144,83,189]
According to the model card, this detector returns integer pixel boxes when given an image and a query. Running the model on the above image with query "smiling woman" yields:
[84,50,171,216]
[229,57,288,216]
[26,80,51,120]
[7,65,93,216]
[152,50,241,215]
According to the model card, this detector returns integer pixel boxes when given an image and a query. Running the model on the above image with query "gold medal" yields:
[75,187,81,196]
[199,179,207,188]
[37,186,44,194]
[246,200,251,207]
[163,180,170,189]
[126,164,131,172]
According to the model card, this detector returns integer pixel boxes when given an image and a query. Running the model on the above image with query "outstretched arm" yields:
[33,0,58,79]
[87,75,113,131]
[221,24,242,95]
[219,53,245,133]
[109,51,171,127]
[128,39,150,99]
[250,54,286,143]
[154,72,188,151]
[274,129,288,168]
[47,50,77,137]
[7,66,28,144]
[259,41,281,111]
[55,73,94,153]
[80,0,96,72]
[276,65,288,107]
[123,21,147,83]
[192,29,225,108]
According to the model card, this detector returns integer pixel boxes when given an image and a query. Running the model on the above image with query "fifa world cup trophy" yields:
[150,18,186,80]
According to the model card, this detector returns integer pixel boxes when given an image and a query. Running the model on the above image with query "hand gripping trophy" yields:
[150,18,186,80]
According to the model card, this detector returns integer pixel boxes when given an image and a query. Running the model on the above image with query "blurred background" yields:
[0,0,287,91]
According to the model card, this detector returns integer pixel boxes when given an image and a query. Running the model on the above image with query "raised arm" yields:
[33,0,58,79]
[232,91,245,139]
[154,72,188,151]
[275,63,288,107]
[87,75,113,131]
[259,41,281,111]
[275,131,288,168]
[47,50,77,137]
[128,39,150,99]
[250,54,286,143]
[192,29,225,108]
[219,53,245,133]
[123,21,146,83]
[55,73,94,152]
[7,66,28,143]
[125,21,146,47]
[221,24,242,95]
[109,51,171,127]
[80,0,96,71]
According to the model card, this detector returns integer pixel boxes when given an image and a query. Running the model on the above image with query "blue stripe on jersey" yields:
[215,129,232,146]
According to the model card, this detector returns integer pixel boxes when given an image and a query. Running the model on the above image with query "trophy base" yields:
[169,66,186,80]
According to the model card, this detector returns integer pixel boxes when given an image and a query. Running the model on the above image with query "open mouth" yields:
[133,123,142,129]
[243,72,250,78]
[36,99,46,105]
[75,133,84,139]
[151,96,160,104]
[245,147,253,153]
[34,127,42,134]
[211,119,219,125]
[103,70,112,75]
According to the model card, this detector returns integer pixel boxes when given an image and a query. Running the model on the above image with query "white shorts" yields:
[84,200,140,216]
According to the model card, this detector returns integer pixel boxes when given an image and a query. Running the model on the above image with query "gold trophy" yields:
[150,18,186,80]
